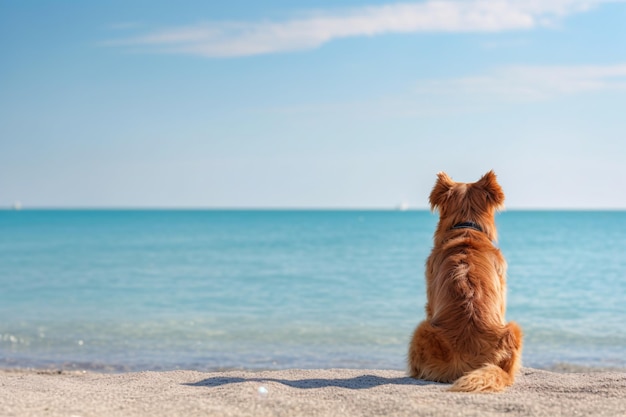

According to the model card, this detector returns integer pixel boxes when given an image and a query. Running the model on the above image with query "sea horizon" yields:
[4,206,626,212]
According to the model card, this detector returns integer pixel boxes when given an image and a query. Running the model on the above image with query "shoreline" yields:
[2,367,625,417]
[1,360,625,375]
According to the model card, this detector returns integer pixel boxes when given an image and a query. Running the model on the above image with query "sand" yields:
[1,367,625,417]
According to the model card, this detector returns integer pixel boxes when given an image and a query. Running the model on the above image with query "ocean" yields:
[1,210,625,372]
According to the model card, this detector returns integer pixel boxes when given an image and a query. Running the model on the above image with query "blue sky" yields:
[1,0,625,209]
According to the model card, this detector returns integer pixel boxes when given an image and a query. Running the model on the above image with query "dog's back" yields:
[408,171,523,392]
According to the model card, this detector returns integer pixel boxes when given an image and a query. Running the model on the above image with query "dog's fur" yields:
[407,171,522,392]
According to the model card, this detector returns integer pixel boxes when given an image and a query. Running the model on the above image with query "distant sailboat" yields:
[396,202,409,211]
[13,201,22,211]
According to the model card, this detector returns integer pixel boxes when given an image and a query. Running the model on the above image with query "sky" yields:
[1,0,625,209]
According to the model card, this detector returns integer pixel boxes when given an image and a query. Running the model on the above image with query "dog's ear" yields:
[429,171,455,212]
[475,170,505,208]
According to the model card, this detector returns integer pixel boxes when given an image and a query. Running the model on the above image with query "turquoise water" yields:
[1,210,625,371]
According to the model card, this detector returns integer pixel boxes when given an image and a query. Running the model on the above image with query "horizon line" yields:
[2,206,626,212]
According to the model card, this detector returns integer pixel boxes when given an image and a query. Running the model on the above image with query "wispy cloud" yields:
[103,0,619,57]
[416,63,626,100]
[256,63,626,120]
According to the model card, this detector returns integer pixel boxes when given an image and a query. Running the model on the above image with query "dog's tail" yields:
[449,364,512,393]
[450,322,523,393]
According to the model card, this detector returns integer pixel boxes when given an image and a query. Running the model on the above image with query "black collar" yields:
[452,221,483,233]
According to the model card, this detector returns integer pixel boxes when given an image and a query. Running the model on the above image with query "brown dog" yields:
[407,171,522,392]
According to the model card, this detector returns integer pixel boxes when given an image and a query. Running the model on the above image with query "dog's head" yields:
[429,170,504,242]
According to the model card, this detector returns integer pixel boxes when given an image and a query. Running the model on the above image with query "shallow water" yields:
[1,210,624,371]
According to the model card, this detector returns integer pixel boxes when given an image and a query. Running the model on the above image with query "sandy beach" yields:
[1,367,625,417]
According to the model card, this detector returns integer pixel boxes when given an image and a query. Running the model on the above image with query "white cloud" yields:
[267,63,626,115]
[104,0,620,57]
[416,63,626,100]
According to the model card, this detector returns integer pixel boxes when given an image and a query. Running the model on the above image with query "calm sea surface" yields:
[1,210,625,372]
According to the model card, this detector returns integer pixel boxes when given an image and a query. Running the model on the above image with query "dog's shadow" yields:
[186,374,442,390]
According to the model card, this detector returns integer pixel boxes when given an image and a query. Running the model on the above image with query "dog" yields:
[407,171,522,392]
